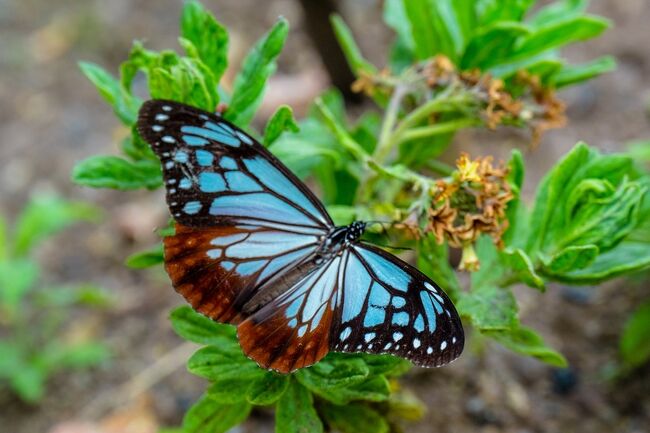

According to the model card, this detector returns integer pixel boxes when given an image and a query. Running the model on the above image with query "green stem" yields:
[374,84,408,163]
[424,159,455,176]
[399,118,481,143]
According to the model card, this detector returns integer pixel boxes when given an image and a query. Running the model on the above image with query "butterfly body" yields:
[138,100,464,373]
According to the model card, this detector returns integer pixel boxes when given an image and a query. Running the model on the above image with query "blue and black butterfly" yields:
[137,100,464,373]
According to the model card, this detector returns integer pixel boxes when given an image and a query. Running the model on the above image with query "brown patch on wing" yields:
[237,305,333,374]
[164,224,251,324]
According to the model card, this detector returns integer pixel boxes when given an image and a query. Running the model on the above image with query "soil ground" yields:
[0,1,649,432]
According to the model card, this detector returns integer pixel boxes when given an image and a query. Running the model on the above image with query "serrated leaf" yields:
[246,371,290,405]
[181,0,229,82]
[320,401,389,433]
[620,301,650,369]
[170,306,237,346]
[264,105,299,146]
[276,379,323,433]
[297,355,370,389]
[226,18,288,127]
[330,15,377,76]
[484,325,567,367]
[71,156,162,191]
[79,61,140,125]
[182,395,251,433]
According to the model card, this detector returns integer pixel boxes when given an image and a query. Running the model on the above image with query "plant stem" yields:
[374,84,408,162]
[399,118,481,143]
[425,159,455,176]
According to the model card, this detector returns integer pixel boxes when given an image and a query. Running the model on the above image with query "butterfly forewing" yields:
[137,100,333,229]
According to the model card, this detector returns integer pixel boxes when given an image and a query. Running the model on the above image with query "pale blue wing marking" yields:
[225,171,263,192]
[220,156,237,170]
[419,291,437,332]
[363,306,385,327]
[237,260,267,276]
[198,172,226,193]
[179,178,192,189]
[392,311,410,326]
[196,150,214,166]
[356,247,411,292]
[181,126,240,147]
[392,296,406,308]
[183,201,202,215]
[226,232,318,259]
[414,314,425,332]
[243,157,328,224]
[368,282,390,308]
[258,246,314,282]
[174,151,189,163]
[209,193,320,227]
[210,233,247,246]
[341,253,372,323]
[181,135,209,146]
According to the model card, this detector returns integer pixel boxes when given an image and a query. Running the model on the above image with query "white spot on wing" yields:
[427,347,433,354]
[155,113,169,121]
[413,338,421,348]
[161,105,172,112]
[161,135,175,143]
[440,341,447,350]
[152,125,163,132]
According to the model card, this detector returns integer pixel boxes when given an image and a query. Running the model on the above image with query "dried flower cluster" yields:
[425,153,514,269]
[353,55,566,146]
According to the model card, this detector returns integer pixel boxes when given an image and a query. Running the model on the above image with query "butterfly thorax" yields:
[325,221,367,247]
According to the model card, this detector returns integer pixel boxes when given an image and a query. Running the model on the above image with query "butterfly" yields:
[137,99,464,373]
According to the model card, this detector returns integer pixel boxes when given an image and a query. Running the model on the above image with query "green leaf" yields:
[502,248,545,291]
[170,306,237,346]
[460,22,529,69]
[71,156,163,191]
[45,341,110,369]
[477,0,535,23]
[552,56,616,88]
[0,259,39,312]
[125,244,164,269]
[264,105,300,146]
[206,377,253,403]
[503,149,526,247]
[513,16,610,58]
[386,388,427,421]
[0,214,7,261]
[553,241,650,284]
[330,15,377,76]
[298,372,390,405]
[543,244,599,274]
[297,355,370,390]
[276,379,324,433]
[182,395,251,433]
[10,363,46,403]
[226,18,289,127]
[457,284,518,331]
[402,0,457,61]
[181,0,229,82]
[79,61,140,125]
[528,0,588,28]
[148,51,218,111]
[246,371,290,405]
[13,196,100,256]
[417,236,461,302]
[320,401,389,433]
[484,325,567,367]
[187,345,261,382]
[620,300,650,369]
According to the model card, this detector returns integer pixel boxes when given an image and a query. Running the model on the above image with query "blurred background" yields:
[0,0,649,432]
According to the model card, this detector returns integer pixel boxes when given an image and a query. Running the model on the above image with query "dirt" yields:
[0,1,649,432]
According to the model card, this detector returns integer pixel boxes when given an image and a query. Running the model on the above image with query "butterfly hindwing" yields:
[238,255,344,372]
[331,243,464,367]
[165,222,323,325]
[137,100,332,229]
